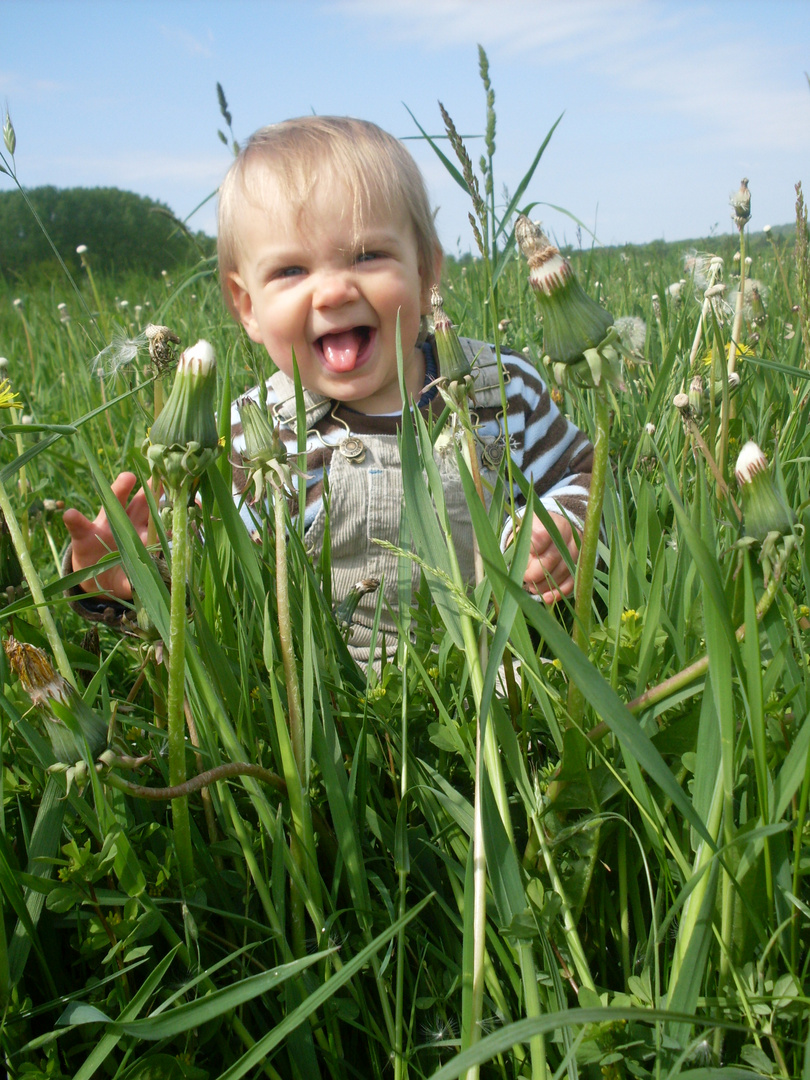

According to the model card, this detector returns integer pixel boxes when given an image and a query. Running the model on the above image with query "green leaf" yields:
[493,113,563,244]
[394,794,410,874]
[110,951,332,1040]
[58,1002,113,1026]
[402,105,469,193]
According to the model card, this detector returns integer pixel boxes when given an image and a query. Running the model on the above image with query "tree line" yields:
[0,185,214,280]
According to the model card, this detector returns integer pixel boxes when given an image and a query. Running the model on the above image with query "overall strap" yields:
[266,369,333,428]
[460,337,512,409]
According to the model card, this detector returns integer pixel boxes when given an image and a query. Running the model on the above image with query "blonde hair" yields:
[218,116,441,314]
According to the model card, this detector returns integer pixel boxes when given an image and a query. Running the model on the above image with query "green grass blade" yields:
[217,892,435,1080]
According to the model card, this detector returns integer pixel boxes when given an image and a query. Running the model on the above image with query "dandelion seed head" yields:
[614,315,647,356]
[12,298,22,308]
[420,1014,458,1045]
[76,244,87,255]
[477,1011,505,1035]
[91,325,149,377]
[689,1037,714,1066]
[666,281,685,303]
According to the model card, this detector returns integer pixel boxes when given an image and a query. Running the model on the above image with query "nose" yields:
[312,268,359,309]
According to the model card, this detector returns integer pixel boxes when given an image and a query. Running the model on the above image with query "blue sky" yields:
[3,0,809,252]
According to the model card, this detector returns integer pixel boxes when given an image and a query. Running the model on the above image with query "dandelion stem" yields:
[394,647,409,1080]
[567,389,609,725]
[684,416,742,522]
[728,226,746,377]
[166,477,195,886]
[272,480,310,959]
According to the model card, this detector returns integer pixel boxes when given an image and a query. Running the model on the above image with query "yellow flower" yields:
[0,380,21,409]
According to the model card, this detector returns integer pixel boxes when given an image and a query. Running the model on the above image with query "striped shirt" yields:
[230,336,593,542]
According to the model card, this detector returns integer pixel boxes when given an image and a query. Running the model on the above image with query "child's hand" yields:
[63,472,151,600]
[522,511,581,604]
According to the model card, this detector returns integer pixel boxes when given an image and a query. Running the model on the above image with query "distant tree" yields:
[0,186,214,279]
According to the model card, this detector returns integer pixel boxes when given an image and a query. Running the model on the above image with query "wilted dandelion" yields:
[730,177,751,229]
[666,280,686,305]
[735,440,795,544]
[728,278,768,321]
[684,251,723,292]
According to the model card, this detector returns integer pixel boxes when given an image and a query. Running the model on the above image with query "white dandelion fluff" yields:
[91,324,150,377]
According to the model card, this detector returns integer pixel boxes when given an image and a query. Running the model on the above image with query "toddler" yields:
[64,116,592,666]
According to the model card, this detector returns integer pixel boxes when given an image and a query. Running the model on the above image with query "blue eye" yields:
[356,251,382,264]
[276,266,304,279]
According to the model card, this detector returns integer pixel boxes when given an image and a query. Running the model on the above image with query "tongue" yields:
[321,330,364,373]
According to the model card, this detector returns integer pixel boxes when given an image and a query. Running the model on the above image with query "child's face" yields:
[228,175,439,414]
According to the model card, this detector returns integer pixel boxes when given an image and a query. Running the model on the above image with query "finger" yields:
[530,528,553,557]
[62,507,92,537]
[125,487,152,530]
[538,572,575,604]
[110,472,139,507]
[526,548,564,583]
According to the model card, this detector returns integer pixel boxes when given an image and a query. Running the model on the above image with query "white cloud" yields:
[335,0,810,152]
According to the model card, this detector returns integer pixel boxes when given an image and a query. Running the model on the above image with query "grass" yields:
[0,59,809,1079]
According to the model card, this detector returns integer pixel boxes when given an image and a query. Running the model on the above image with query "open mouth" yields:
[317,326,373,373]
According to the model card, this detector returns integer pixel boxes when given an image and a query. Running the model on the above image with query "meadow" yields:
[0,66,809,1079]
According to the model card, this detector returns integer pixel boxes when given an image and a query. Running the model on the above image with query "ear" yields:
[227,273,263,344]
[420,245,444,313]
